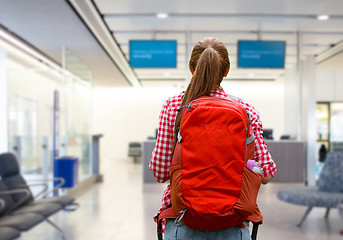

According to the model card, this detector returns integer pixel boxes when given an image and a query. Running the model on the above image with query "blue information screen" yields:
[237,40,286,68]
[129,40,177,68]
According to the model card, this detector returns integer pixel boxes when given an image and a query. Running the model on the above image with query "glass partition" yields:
[7,68,63,176]
[64,76,92,181]
[330,103,343,152]
[6,48,92,183]
[63,48,92,181]
[315,102,329,179]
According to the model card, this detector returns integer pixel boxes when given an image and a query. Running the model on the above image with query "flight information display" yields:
[237,40,286,68]
[129,40,177,68]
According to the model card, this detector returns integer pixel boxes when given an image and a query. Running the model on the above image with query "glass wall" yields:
[7,68,63,176]
[330,103,343,151]
[63,48,92,181]
[5,46,92,183]
[315,102,343,179]
[315,102,329,179]
[64,76,92,181]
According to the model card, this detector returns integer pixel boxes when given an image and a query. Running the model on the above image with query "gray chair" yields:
[128,142,142,163]
[278,152,343,226]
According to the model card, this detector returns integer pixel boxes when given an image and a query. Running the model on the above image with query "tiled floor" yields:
[19,158,343,240]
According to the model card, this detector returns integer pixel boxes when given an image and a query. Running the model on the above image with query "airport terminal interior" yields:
[0,0,343,239]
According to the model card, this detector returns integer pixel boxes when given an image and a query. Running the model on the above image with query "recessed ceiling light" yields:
[164,72,171,77]
[248,73,255,78]
[157,13,168,19]
[317,15,330,21]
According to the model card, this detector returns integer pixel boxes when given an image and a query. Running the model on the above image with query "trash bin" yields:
[54,156,79,188]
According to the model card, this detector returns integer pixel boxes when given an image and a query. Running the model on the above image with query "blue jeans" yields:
[164,220,251,240]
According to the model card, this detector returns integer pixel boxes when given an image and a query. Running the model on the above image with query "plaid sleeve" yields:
[241,100,277,178]
[150,99,174,183]
[153,185,172,223]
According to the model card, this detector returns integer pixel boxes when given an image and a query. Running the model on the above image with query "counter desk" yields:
[142,140,306,183]
[142,139,158,183]
[265,140,306,183]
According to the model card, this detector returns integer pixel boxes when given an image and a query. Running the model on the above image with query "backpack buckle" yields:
[174,209,187,224]
[177,131,183,143]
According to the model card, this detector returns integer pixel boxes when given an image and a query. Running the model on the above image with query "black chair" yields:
[0,154,62,220]
[0,199,21,240]
[0,226,20,240]
[0,152,79,238]
[0,183,44,235]
[0,153,76,207]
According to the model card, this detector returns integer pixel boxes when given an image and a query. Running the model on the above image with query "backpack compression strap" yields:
[157,208,178,240]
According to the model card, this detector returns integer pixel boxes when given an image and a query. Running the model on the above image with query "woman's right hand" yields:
[262,175,273,184]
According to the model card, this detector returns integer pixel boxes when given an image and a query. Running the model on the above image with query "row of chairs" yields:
[0,153,78,240]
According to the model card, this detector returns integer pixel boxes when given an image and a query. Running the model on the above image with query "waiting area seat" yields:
[277,152,343,227]
[0,226,21,240]
[128,142,142,163]
[0,152,79,239]
[0,199,21,240]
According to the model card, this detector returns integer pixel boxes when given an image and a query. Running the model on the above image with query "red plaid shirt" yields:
[150,85,277,221]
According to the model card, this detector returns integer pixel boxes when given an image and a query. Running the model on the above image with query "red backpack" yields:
[167,95,263,231]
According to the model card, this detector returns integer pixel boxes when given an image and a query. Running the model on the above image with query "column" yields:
[185,30,191,84]
[296,31,303,140]
[302,56,317,186]
[284,65,298,138]
[0,47,8,153]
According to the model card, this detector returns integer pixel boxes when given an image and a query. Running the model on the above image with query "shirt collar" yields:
[181,85,227,98]
[208,85,227,97]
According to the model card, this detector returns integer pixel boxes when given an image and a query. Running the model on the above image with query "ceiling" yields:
[317,51,343,71]
[0,0,131,87]
[93,0,343,86]
[0,0,343,87]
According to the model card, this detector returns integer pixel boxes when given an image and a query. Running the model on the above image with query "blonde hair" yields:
[172,37,230,151]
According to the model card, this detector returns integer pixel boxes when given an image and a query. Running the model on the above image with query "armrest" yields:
[26,178,65,198]
[5,183,48,199]
[0,199,5,211]
[0,188,31,214]
[25,182,48,199]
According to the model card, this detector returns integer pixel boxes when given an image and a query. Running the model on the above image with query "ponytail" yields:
[186,48,221,102]
[172,38,230,153]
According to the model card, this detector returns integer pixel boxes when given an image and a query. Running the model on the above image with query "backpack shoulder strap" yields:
[227,94,240,102]
[227,94,252,124]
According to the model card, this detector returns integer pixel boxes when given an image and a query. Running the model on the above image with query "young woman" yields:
[150,37,277,239]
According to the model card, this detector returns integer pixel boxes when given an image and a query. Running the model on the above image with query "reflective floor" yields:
[19,158,343,240]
